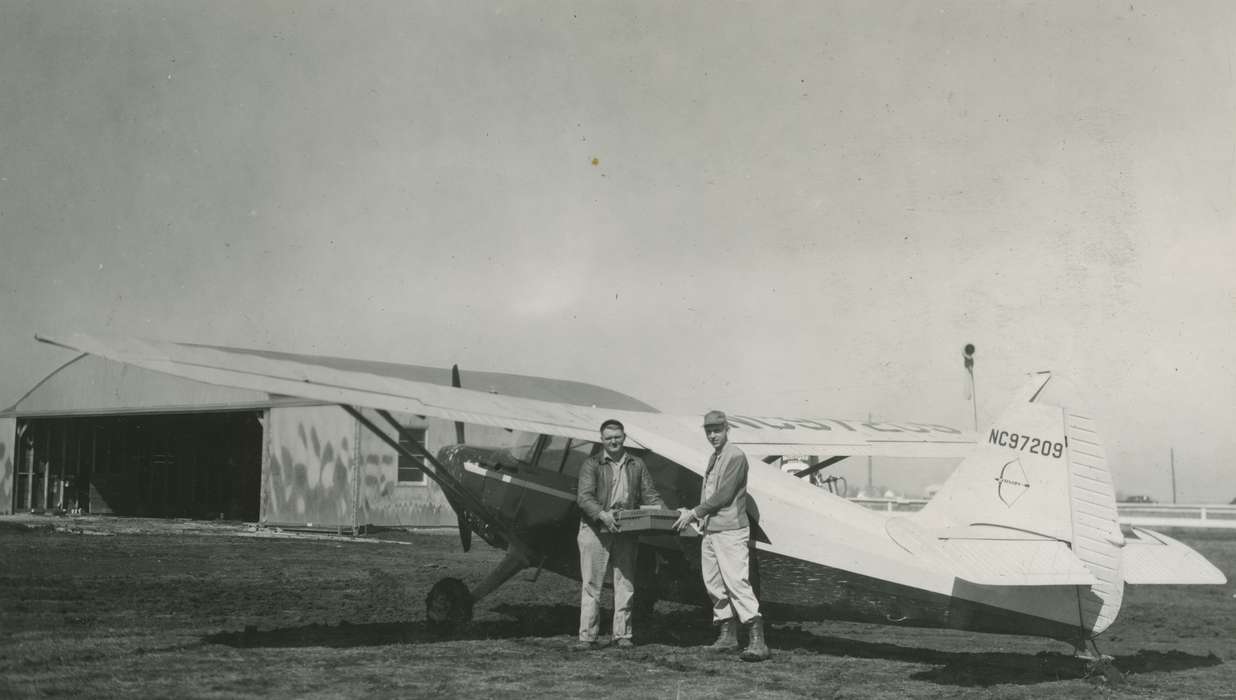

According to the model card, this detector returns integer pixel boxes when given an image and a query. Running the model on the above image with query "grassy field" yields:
[1,517,1233,699]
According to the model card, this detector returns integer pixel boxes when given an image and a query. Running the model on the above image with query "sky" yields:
[1,1,1233,501]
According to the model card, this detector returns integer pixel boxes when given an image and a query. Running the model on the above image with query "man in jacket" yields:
[673,410,770,661]
[575,418,666,650]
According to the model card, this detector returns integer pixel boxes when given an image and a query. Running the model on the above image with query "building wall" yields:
[263,406,360,529]
[0,418,14,514]
[4,401,521,528]
[261,406,467,529]
[357,413,456,528]
[7,352,647,527]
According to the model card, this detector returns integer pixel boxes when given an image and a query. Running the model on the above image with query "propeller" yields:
[449,363,472,552]
[450,364,466,444]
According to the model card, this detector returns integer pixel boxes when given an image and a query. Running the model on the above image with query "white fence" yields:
[848,498,1236,530]
[849,497,929,513]
[1114,503,1236,530]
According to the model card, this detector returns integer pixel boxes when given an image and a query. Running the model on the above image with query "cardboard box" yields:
[613,508,685,534]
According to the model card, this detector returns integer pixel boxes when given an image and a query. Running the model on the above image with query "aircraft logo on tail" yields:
[995,458,1030,507]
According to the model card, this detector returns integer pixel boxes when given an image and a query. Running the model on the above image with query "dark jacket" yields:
[577,452,666,527]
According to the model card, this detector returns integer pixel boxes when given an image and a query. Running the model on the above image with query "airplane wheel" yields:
[425,577,473,628]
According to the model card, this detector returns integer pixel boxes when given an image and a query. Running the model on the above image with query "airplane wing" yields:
[36,333,977,476]
[38,332,612,443]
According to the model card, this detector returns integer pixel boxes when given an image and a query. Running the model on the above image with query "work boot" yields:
[707,618,739,652]
[740,616,770,662]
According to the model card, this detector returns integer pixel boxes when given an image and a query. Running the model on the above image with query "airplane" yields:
[36,333,1227,661]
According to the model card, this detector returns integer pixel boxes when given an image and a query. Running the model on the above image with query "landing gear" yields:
[1071,638,1108,662]
[426,577,473,627]
[424,548,531,631]
[1072,638,1124,685]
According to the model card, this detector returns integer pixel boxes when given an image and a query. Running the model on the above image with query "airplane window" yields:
[397,428,428,483]
[501,433,599,476]
[558,438,599,478]
[504,432,541,466]
[536,435,571,471]
[641,451,696,510]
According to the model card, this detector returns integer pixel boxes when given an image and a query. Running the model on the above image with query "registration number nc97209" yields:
[988,429,1064,459]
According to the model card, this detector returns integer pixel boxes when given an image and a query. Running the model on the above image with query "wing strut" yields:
[340,404,530,562]
[790,455,849,480]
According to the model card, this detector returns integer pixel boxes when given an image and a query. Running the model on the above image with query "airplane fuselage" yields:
[437,442,1086,642]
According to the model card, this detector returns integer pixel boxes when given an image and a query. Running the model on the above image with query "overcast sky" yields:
[2,1,1233,501]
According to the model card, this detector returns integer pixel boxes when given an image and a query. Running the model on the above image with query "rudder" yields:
[915,372,1124,637]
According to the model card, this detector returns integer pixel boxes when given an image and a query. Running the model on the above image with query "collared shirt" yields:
[693,441,750,532]
[700,451,720,505]
[602,452,630,510]
[576,452,666,526]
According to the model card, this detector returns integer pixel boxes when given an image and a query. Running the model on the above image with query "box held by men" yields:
[613,507,695,535]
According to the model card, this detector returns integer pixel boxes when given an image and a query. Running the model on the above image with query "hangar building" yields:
[0,348,654,530]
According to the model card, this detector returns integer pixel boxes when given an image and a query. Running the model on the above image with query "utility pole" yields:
[963,344,977,431]
[1170,447,1177,504]
[866,412,874,495]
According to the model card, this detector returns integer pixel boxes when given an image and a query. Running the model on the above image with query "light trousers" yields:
[701,527,760,624]
[577,522,637,641]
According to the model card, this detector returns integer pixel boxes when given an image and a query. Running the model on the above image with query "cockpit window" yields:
[503,432,541,466]
[557,438,599,477]
[497,433,600,475]
[528,435,598,476]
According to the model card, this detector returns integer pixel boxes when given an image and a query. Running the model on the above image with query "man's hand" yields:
[598,510,619,533]
[673,507,696,531]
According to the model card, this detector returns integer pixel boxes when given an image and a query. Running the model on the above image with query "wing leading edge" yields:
[36,333,977,473]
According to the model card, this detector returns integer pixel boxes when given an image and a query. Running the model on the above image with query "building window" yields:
[397,428,427,483]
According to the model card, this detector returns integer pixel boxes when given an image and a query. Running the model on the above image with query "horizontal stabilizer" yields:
[1122,528,1228,585]
[937,537,1098,586]
[886,518,1097,586]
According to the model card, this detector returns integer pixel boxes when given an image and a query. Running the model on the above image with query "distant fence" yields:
[849,497,929,513]
[848,498,1236,529]
[1115,503,1236,530]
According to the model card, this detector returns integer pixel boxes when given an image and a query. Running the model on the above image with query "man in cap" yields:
[673,410,770,662]
[574,418,667,650]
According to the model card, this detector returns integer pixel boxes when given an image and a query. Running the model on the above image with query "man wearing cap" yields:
[574,418,667,650]
[673,410,770,662]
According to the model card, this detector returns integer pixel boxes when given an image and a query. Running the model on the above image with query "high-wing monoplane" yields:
[37,333,1226,658]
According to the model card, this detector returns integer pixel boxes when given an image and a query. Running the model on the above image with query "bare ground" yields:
[0,516,1232,699]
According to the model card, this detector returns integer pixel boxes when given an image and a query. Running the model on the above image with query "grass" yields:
[0,516,1232,699]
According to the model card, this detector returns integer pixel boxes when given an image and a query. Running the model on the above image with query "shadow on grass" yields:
[202,604,1222,688]
[201,603,731,653]
[909,648,1221,687]
[769,625,1223,687]
[203,603,580,649]
[201,604,719,649]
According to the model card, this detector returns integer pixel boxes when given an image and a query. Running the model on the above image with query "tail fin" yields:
[915,372,1125,636]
